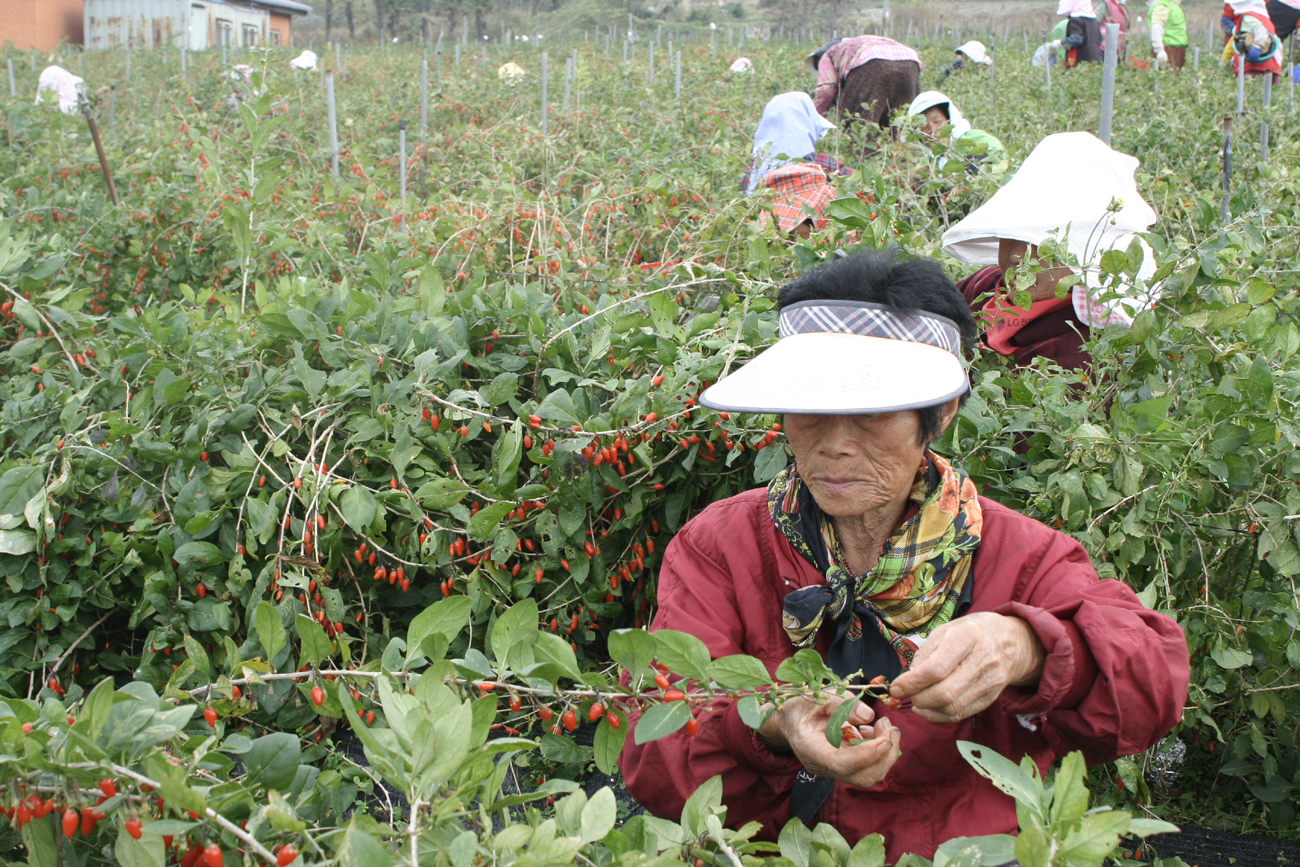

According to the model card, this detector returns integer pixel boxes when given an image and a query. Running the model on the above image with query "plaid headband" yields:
[778,300,964,357]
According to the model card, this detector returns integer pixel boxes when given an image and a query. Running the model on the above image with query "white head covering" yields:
[747,92,836,194]
[908,91,972,139]
[1057,0,1098,18]
[729,56,754,73]
[289,50,318,70]
[942,132,1158,327]
[1227,0,1269,14]
[498,62,526,84]
[955,40,993,66]
[35,66,85,114]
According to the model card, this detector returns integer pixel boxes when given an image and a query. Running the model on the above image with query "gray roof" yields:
[248,0,313,15]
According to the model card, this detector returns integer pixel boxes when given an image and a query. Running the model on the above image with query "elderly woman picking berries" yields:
[618,250,1189,863]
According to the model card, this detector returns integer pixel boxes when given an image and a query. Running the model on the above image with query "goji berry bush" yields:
[0,23,1298,865]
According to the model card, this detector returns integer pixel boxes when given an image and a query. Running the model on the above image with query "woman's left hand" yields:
[887,612,1046,724]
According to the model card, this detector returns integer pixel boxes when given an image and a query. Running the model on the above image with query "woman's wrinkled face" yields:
[784,411,937,518]
[921,106,950,137]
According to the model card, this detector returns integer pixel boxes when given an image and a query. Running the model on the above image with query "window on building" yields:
[216,20,232,45]
[270,29,281,45]
[243,25,259,46]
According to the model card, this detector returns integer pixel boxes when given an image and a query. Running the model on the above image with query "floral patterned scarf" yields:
[771,450,983,672]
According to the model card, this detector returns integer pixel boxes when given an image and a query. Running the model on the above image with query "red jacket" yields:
[619,488,1188,863]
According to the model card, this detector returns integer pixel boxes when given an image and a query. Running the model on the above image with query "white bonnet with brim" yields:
[698,300,969,415]
[908,90,972,139]
[956,40,992,65]
[941,131,1157,325]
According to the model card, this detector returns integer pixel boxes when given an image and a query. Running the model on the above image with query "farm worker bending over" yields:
[1148,0,1189,69]
[1265,0,1300,41]
[1099,0,1131,57]
[35,66,85,114]
[497,62,526,85]
[742,93,850,192]
[1049,0,1104,65]
[938,40,993,80]
[806,36,921,133]
[1221,0,1283,80]
[908,91,1009,175]
[942,132,1158,370]
[742,93,851,239]
[618,248,1189,863]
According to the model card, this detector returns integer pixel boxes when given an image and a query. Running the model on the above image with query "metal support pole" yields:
[180,46,186,81]
[1099,23,1119,143]
[1193,45,1200,70]
[399,120,407,203]
[622,38,628,72]
[1261,74,1272,160]
[540,51,548,135]
[1222,115,1233,223]
[336,41,341,70]
[1236,52,1245,124]
[108,85,115,138]
[7,59,13,97]
[563,57,571,113]
[325,73,339,178]
[126,46,131,81]
[675,50,681,103]
[420,60,428,145]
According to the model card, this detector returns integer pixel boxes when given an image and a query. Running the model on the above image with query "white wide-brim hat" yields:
[699,300,968,414]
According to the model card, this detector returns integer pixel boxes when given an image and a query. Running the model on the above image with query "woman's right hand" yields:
[758,695,902,789]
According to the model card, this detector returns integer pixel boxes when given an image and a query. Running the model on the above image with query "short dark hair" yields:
[777,248,977,443]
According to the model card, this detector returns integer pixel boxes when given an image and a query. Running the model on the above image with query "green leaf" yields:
[296,614,333,667]
[0,528,37,555]
[116,823,166,867]
[737,695,773,731]
[1210,646,1253,670]
[0,466,43,528]
[468,501,515,540]
[824,694,860,749]
[957,741,1044,823]
[255,601,287,664]
[633,701,691,744]
[536,389,582,426]
[21,813,57,867]
[754,443,788,483]
[1056,809,1130,865]
[340,485,378,532]
[404,595,473,668]
[1127,819,1180,837]
[579,787,618,844]
[1048,750,1089,824]
[933,836,1017,867]
[483,372,520,406]
[490,599,539,668]
[680,775,723,835]
[609,628,656,677]
[173,541,226,574]
[532,631,584,682]
[848,833,887,867]
[1250,776,1294,802]
[779,818,813,867]
[1013,821,1049,867]
[244,732,302,791]
[593,711,629,775]
[706,655,773,689]
[540,733,591,764]
[652,630,712,683]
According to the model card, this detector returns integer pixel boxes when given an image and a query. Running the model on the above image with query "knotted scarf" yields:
[770,450,983,823]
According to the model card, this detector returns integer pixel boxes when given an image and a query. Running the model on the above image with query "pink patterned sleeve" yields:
[812,55,838,114]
